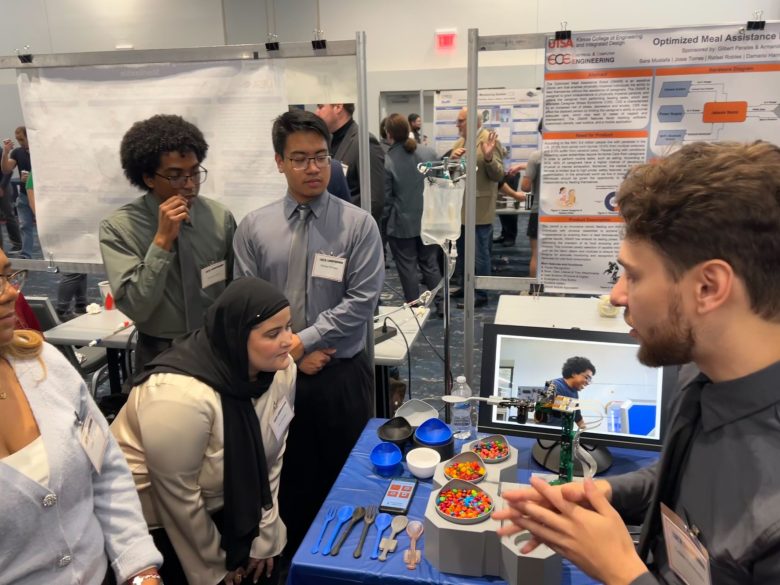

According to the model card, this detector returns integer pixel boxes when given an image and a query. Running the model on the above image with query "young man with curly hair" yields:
[549,356,595,431]
[100,114,236,371]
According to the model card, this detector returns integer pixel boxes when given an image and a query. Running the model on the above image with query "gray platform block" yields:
[500,531,562,585]
[497,482,562,585]
[423,481,502,577]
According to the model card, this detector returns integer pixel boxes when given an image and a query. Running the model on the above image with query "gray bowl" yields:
[468,434,511,463]
[443,451,486,484]
[434,478,494,525]
[395,399,438,428]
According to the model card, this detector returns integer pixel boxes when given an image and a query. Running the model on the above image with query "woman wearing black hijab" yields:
[112,278,296,585]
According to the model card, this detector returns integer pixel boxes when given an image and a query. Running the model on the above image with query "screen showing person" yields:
[546,356,595,431]
[479,325,676,451]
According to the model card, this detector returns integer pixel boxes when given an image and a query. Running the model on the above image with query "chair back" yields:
[25,296,82,369]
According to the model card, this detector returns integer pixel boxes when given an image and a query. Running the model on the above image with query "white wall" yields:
[0,0,225,140]
[1,0,778,140]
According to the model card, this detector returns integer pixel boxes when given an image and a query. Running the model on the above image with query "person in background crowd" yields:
[379,117,391,153]
[494,171,526,247]
[450,107,505,309]
[112,278,295,585]
[408,113,422,143]
[0,249,163,585]
[496,141,780,585]
[0,169,22,254]
[1,127,34,259]
[314,103,385,231]
[383,113,443,316]
[326,157,352,203]
[100,114,236,372]
[233,109,383,560]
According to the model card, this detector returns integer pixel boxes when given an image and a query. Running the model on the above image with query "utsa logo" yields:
[548,38,574,49]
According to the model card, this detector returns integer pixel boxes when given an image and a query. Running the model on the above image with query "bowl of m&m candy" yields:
[435,479,494,525]
[470,435,510,463]
[443,451,486,483]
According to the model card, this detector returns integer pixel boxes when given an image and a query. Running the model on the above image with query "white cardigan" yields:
[0,344,162,584]
[111,360,296,585]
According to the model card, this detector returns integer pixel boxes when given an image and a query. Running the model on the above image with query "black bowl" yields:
[412,433,454,461]
[377,416,413,448]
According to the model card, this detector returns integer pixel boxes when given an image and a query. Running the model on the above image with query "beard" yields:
[631,293,695,367]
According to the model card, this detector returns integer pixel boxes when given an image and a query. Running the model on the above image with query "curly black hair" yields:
[120,114,208,190]
[561,356,596,378]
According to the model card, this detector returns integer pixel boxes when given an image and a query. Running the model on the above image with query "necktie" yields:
[638,380,705,561]
[286,205,311,332]
[177,224,204,331]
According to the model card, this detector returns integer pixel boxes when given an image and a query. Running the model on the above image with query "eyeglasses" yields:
[0,270,26,295]
[287,154,332,171]
[155,166,208,188]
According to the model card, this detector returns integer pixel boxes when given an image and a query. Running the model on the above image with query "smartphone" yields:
[379,477,418,515]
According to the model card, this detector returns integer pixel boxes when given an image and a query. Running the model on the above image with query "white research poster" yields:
[18,61,288,263]
[539,23,780,293]
[433,89,542,168]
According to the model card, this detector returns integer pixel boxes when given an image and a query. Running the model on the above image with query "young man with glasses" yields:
[233,109,384,559]
[100,114,236,371]
[549,356,595,431]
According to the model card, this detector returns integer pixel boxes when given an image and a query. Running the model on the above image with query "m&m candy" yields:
[470,438,509,462]
[444,460,485,481]
[436,487,493,522]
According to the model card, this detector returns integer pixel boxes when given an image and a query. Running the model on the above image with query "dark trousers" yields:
[498,213,518,243]
[0,183,21,249]
[135,332,173,374]
[279,350,373,558]
[388,235,442,302]
[454,224,492,302]
[55,273,88,313]
[151,509,281,585]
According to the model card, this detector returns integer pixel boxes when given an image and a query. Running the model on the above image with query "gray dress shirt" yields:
[99,192,236,339]
[609,360,780,584]
[233,191,384,358]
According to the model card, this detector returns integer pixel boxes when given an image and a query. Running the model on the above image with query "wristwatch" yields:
[131,575,162,585]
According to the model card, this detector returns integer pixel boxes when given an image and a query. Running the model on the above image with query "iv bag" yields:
[420,177,465,246]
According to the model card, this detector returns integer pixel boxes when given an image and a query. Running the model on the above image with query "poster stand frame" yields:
[462,18,779,382]
[0,34,370,274]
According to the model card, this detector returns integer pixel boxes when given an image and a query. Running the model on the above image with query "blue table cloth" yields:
[289,418,659,585]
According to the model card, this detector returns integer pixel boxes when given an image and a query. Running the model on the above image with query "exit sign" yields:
[435,29,457,51]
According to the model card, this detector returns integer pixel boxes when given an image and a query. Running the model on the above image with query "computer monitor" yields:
[478,324,677,475]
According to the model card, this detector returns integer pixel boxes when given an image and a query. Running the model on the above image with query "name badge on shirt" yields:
[79,409,108,474]
[312,253,346,282]
[661,503,711,585]
[201,260,227,289]
[271,397,294,442]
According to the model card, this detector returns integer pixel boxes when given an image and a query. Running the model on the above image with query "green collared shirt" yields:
[99,192,236,339]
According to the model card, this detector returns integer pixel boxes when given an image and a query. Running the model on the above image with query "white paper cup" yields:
[598,294,620,318]
[98,280,114,309]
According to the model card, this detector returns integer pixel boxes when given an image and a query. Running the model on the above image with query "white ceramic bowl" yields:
[405,447,441,479]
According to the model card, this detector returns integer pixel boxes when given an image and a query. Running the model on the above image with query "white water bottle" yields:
[451,375,474,439]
